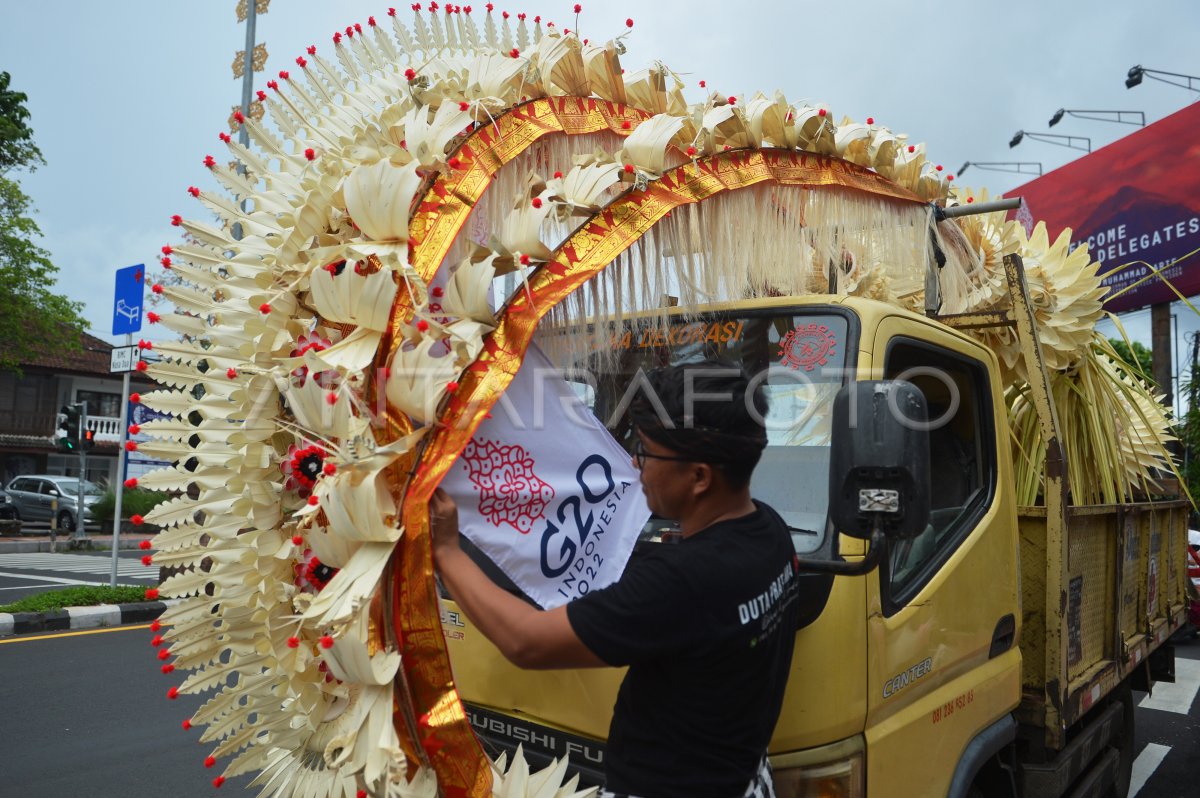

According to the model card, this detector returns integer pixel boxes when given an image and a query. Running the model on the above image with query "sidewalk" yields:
[0,529,155,553]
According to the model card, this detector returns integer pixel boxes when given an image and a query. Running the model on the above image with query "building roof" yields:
[23,331,154,385]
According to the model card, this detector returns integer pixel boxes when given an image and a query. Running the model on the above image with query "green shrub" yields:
[88,487,168,523]
[0,584,151,613]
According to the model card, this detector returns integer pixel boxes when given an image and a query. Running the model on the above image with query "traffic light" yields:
[83,428,95,449]
[56,404,81,451]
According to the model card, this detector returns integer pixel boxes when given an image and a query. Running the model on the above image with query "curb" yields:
[0,600,175,637]
[0,536,154,554]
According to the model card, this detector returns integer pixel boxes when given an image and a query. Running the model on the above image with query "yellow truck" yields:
[443,250,1190,798]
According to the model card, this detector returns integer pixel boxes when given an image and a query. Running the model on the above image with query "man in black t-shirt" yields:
[431,360,800,798]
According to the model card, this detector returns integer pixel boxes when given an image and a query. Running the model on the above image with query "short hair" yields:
[630,358,769,490]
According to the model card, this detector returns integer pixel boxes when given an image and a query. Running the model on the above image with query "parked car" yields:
[0,489,16,521]
[1189,529,1200,632]
[3,475,103,532]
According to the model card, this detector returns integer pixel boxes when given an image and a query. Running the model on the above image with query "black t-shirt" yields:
[566,501,801,798]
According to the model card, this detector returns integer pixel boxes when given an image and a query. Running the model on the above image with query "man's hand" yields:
[429,487,461,562]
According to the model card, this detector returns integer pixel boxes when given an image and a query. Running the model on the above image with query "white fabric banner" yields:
[442,344,650,609]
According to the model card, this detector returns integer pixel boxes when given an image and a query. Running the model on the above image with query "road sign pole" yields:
[110,334,133,587]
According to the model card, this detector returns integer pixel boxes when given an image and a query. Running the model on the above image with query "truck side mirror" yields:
[828,380,931,541]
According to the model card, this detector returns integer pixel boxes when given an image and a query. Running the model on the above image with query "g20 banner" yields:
[1005,101,1200,313]
[441,344,650,609]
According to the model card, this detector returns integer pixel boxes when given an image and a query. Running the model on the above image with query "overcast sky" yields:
[3,0,1198,394]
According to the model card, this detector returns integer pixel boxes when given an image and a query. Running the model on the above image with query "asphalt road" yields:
[1131,632,1200,797]
[1,624,253,797]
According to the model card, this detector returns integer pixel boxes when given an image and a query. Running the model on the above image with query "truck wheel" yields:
[1106,685,1135,798]
[57,509,75,532]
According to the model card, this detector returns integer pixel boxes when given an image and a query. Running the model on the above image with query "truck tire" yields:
[1105,684,1136,798]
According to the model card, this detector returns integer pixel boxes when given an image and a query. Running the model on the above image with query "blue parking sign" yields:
[112,264,145,335]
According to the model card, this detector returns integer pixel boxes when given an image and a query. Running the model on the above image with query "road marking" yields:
[0,553,152,578]
[1138,658,1200,714]
[0,623,152,644]
[1129,743,1171,797]
[0,570,93,586]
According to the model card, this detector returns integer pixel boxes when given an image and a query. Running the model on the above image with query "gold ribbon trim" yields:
[395,148,922,796]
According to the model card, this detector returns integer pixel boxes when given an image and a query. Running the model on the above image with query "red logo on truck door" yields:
[779,324,837,371]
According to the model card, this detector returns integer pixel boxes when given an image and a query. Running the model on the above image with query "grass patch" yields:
[0,584,152,614]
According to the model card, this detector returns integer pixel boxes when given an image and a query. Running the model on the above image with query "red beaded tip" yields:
[308,45,317,54]
[296,56,308,68]
[219,132,231,143]
[320,635,335,649]
[226,368,238,379]
[369,16,377,25]
[907,145,915,153]
[323,463,337,476]
[204,756,216,769]
[292,535,304,545]
[213,776,225,788]
[129,423,141,434]
[183,719,192,730]
[160,257,171,268]
[621,120,631,130]
[167,686,179,700]
[509,48,520,58]
[256,90,266,102]
[287,636,300,648]
[817,108,826,117]
[623,163,634,173]
[947,174,955,182]
[278,70,290,80]
[325,392,338,405]
[446,380,459,392]
[259,302,272,314]
[305,148,316,161]
[935,164,944,172]
[150,620,161,631]
[131,513,144,526]
[267,80,278,91]
[626,18,633,27]
[416,319,430,332]
[519,254,531,265]
[967,197,974,204]
[126,478,139,489]
[135,360,148,372]
[142,555,154,566]
[531,197,543,208]
[686,146,697,156]
[866,117,874,124]
[157,648,170,661]
[187,186,200,197]
[146,588,159,600]
[171,215,182,226]
[151,283,163,294]
[727,96,736,105]
[151,635,163,647]
[308,495,320,506]
[404,67,416,81]
[131,393,141,403]
[126,441,139,452]
[358,791,368,798]
[574,3,581,12]
[161,663,175,674]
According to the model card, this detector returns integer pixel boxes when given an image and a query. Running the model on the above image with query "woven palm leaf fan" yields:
[139,6,1177,798]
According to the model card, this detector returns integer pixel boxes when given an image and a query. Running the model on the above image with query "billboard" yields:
[1004,102,1200,313]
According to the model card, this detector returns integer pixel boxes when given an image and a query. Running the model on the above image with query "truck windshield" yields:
[544,309,852,554]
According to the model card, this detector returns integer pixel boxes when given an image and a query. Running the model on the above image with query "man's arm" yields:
[430,488,606,670]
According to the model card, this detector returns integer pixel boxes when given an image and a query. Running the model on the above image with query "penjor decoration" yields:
[140,6,1175,798]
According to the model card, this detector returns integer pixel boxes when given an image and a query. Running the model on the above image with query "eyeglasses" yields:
[632,439,694,469]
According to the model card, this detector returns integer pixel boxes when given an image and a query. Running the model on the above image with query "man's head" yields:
[629,359,769,517]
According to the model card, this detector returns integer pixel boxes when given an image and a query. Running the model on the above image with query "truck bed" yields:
[1015,499,1189,743]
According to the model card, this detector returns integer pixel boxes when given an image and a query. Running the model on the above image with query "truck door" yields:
[864,317,1021,797]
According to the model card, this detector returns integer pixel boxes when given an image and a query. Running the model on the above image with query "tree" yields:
[1108,337,1155,388]
[0,72,88,373]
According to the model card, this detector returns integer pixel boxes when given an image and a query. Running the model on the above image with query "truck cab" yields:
[444,294,1027,797]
